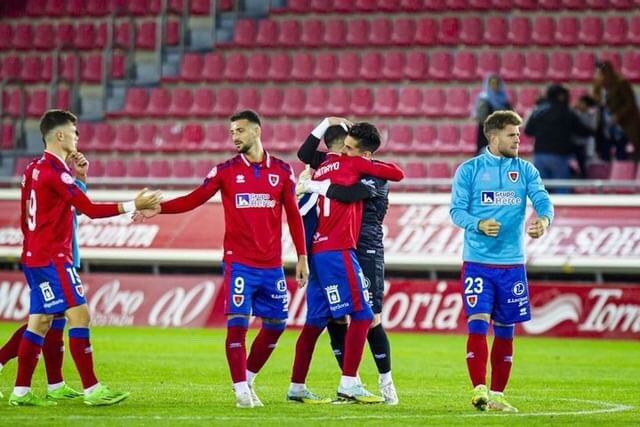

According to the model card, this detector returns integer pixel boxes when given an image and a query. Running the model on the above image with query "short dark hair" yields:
[40,109,77,141]
[324,124,348,149]
[348,122,381,153]
[230,110,261,127]
[483,110,522,139]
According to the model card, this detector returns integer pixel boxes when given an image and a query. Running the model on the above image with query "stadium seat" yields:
[508,17,531,46]
[237,88,260,112]
[423,88,446,117]
[445,88,470,118]
[194,159,216,176]
[397,87,423,116]
[26,0,47,16]
[602,17,627,45]
[531,16,555,46]
[436,125,461,154]
[404,52,428,80]
[127,159,149,178]
[391,18,415,45]
[523,52,548,81]
[93,123,116,151]
[259,87,284,117]
[278,20,301,47]
[370,18,392,46]
[484,16,508,46]
[147,88,172,118]
[1,123,14,149]
[290,52,315,81]
[571,51,596,81]
[55,88,70,111]
[0,24,12,51]
[20,57,42,83]
[413,124,438,154]
[310,0,335,12]
[381,52,404,81]
[89,159,105,177]
[512,0,537,9]
[231,19,257,47]
[609,161,637,194]
[76,123,95,148]
[427,161,452,178]
[281,88,306,117]
[246,53,270,82]
[477,51,501,77]
[336,52,361,81]
[33,23,55,50]
[350,87,373,116]
[547,51,572,82]
[354,0,377,12]
[372,87,398,116]
[178,53,204,82]
[539,0,561,9]
[515,87,541,115]
[223,53,248,82]
[203,123,228,151]
[255,20,279,47]
[621,51,640,82]
[268,52,293,81]
[86,0,111,16]
[191,88,215,117]
[323,20,347,47]
[327,87,350,116]
[415,18,438,46]
[149,160,172,178]
[585,0,611,8]
[611,0,634,8]
[361,52,384,81]
[428,51,453,80]
[387,124,414,154]
[556,17,578,46]
[286,0,312,12]
[500,52,525,81]
[404,162,428,179]
[300,20,324,47]
[599,51,621,71]
[305,87,329,116]
[628,16,640,44]
[271,123,296,151]
[459,17,483,46]
[173,159,195,178]
[452,51,477,81]
[202,52,225,82]
[346,19,369,46]
[182,123,205,151]
[459,123,477,154]
[401,0,426,11]
[169,88,193,118]
[135,123,158,152]
[26,90,48,118]
[438,17,460,45]
[578,16,603,46]
[12,24,34,50]
[156,124,183,152]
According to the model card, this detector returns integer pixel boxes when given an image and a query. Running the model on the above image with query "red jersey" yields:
[21,151,121,267]
[311,154,404,254]
[160,152,306,268]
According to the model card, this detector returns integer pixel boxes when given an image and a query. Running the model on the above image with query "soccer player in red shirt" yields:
[10,110,161,407]
[288,122,405,403]
[136,110,308,408]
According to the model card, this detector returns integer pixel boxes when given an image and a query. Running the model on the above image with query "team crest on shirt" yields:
[233,294,244,307]
[508,171,519,183]
[466,295,478,308]
[268,174,280,187]
[60,172,75,185]
[76,284,85,297]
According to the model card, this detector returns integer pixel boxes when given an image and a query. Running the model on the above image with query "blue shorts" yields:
[23,262,86,315]
[309,250,373,320]
[223,262,288,320]
[461,262,531,324]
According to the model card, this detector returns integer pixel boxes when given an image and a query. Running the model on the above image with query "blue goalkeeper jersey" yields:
[450,148,554,265]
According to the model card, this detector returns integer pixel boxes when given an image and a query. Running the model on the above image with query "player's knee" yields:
[66,304,91,327]
[28,314,53,336]
[468,319,489,336]
[306,317,328,329]
[493,324,515,339]
[262,318,286,332]
[227,316,249,329]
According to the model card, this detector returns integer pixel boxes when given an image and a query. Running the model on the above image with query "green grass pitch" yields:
[0,322,638,426]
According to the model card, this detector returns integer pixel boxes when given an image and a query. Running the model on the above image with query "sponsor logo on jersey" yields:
[232,294,244,307]
[236,174,245,184]
[206,166,217,178]
[325,285,341,304]
[512,281,526,296]
[235,193,276,208]
[61,172,75,185]
[268,174,280,187]
[466,295,478,308]
[276,279,286,292]
[508,171,519,183]
[481,191,522,205]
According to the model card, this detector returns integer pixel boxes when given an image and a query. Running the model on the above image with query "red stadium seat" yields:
[310,0,335,12]
[290,52,315,82]
[26,90,48,118]
[547,51,572,82]
[237,87,260,112]
[268,52,292,82]
[147,88,172,118]
[55,88,70,111]
[149,160,171,178]
[370,18,392,46]
[271,123,297,152]
[127,159,149,178]
[413,124,438,154]
[20,57,42,83]
[86,0,111,16]
[571,52,596,81]
[539,0,561,9]
[459,17,483,46]
[621,51,640,82]
[387,125,414,154]
[246,52,270,82]
[281,88,306,117]
[515,86,541,115]
[1,55,21,81]
[134,124,158,152]
[381,52,404,81]
[202,52,225,82]
[438,17,460,45]
[259,87,284,117]
[93,123,116,151]
[118,88,148,118]
[112,123,138,151]
[305,87,329,116]
[372,87,398,116]
[628,16,640,44]
[295,20,322,48]
[428,51,453,80]
[82,54,103,83]
[89,159,105,177]
[602,17,627,45]
[114,21,133,48]
[484,16,508,46]
[401,0,426,11]
[427,161,452,178]
[361,52,384,81]
[354,0,377,12]
[452,51,477,81]
[194,160,215,177]
[183,123,205,151]
[203,123,228,151]
[169,88,193,117]
[500,52,525,81]
[33,23,55,51]
[459,123,477,154]
[286,0,312,12]
[523,52,548,81]
[76,123,94,148]
[314,52,338,81]
[327,87,351,116]
[579,17,603,46]
[1,123,15,149]
[415,18,438,46]
[173,159,195,178]
[391,18,415,45]
[423,88,446,117]
[397,87,423,116]
[508,17,531,46]
[278,19,301,47]
[599,51,621,71]
[12,24,34,50]
[346,19,369,46]
[323,20,347,47]
[232,19,257,47]
[26,0,47,16]
[223,53,248,82]
[477,51,500,77]
[336,52,361,81]
[179,53,204,82]
[191,88,215,117]
[156,124,183,152]
[404,162,428,179]
[104,159,127,178]
[531,16,555,46]
[513,0,537,9]
[350,87,373,116]
[255,20,279,47]
[556,17,579,46]
[404,52,428,80]
[0,24,12,51]
[445,88,470,118]
[585,0,610,8]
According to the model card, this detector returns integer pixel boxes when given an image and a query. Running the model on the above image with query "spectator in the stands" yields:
[592,60,640,162]
[572,94,599,178]
[473,74,513,154]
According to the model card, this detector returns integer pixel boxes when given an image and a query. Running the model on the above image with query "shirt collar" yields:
[44,150,71,171]
[240,151,271,168]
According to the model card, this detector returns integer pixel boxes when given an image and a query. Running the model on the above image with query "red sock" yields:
[291,325,323,383]
[246,326,285,375]
[15,330,44,387]
[69,328,98,389]
[225,326,248,383]
[466,334,488,387]
[0,323,27,365]
[42,328,64,385]
[342,318,371,377]
[490,337,513,392]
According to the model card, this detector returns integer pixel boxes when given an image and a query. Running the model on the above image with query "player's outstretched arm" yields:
[159,180,219,214]
[69,187,162,219]
[353,157,405,182]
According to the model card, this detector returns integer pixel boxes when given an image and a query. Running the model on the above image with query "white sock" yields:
[379,372,393,385]
[246,370,257,386]
[48,381,65,392]
[84,382,100,395]
[340,375,358,389]
[13,386,30,397]
[490,390,503,396]
[233,381,250,396]
[0,362,4,371]
[289,382,305,393]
